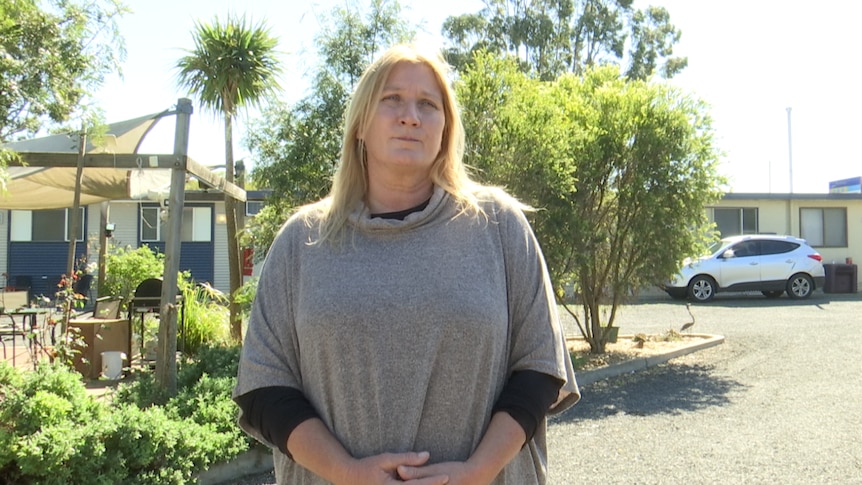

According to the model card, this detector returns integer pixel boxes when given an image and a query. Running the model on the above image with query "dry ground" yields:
[566,331,706,370]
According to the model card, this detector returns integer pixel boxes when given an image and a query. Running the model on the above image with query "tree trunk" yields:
[223,113,243,342]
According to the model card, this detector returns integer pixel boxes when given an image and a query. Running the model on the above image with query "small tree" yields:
[557,67,723,352]
[175,15,282,342]
[459,54,723,353]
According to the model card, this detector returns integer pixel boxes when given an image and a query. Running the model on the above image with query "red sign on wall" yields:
[242,248,254,276]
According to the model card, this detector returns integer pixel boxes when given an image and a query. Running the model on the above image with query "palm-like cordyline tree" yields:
[176,15,282,342]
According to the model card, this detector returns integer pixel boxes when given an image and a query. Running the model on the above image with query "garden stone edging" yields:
[197,334,725,485]
[573,333,725,387]
[197,447,273,485]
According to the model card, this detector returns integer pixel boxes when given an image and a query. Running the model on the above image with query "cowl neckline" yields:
[347,185,450,233]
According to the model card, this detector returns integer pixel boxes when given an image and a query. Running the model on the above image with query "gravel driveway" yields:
[227,292,862,484]
[550,291,862,484]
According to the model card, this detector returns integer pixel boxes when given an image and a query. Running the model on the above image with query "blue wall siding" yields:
[143,242,214,285]
[7,242,88,302]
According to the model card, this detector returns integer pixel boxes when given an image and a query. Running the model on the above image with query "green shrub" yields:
[102,244,165,301]
[178,345,241,386]
[233,276,258,322]
[181,283,231,355]
[0,347,251,485]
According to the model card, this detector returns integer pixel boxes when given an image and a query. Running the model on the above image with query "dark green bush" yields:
[178,344,241,385]
[0,345,251,485]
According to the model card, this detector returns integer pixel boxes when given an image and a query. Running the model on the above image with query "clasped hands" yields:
[340,450,494,485]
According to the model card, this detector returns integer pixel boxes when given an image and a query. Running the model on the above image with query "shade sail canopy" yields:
[1,111,172,209]
[1,105,245,210]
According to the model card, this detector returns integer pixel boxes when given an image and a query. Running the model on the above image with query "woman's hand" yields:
[342,451,449,485]
[397,461,490,485]
[397,412,526,485]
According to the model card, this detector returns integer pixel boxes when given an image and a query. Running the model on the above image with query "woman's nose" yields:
[399,102,420,125]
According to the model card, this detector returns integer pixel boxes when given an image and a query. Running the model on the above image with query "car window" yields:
[760,240,799,256]
[729,240,759,257]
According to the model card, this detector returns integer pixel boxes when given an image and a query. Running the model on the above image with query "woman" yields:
[234,44,579,485]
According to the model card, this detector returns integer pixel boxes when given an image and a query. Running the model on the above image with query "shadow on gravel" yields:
[553,362,745,423]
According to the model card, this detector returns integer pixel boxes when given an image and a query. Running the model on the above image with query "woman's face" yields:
[360,62,446,180]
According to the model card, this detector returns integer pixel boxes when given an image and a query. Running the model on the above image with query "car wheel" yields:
[786,273,814,299]
[688,275,716,302]
[762,290,783,298]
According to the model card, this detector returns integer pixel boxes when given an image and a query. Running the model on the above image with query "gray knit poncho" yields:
[234,186,579,484]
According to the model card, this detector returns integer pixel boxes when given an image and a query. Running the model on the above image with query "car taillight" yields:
[808,254,823,262]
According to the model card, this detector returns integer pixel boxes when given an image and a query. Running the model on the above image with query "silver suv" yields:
[663,235,827,302]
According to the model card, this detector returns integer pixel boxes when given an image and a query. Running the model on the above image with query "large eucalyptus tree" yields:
[442,0,686,81]
[176,15,282,341]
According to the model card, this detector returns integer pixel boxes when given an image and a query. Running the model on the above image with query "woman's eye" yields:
[420,99,439,109]
[382,94,400,103]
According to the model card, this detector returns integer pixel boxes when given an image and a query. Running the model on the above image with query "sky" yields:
[96,0,862,194]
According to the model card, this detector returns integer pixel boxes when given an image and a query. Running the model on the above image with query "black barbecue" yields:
[129,278,185,360]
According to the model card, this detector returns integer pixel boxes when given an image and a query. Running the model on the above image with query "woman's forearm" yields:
[464,412,527,483]
[288,418,355,484]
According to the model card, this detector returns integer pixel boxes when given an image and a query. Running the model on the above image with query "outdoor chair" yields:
[73,295,124,320]
[73,274,94,308]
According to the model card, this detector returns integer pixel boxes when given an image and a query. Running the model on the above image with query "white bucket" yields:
[101,351,127,380]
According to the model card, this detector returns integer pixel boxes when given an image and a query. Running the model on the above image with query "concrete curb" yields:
[574,333,725,387]
[197,447,273,485]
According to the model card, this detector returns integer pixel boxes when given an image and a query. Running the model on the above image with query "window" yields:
[9,208,85,242]
[800,207,847,247]
[713,207,758,237]
[140,205,212,242]
[246,200,264,216]
[760,240,798,256]
[729,240,758,257]
[140,206,163,242]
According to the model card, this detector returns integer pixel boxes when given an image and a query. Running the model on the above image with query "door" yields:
[758,240,799,284]
[717,240,761,288]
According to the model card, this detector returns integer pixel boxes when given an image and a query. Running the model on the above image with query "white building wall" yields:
[108,203,140,250]
[213,203,229,294]
[0,210,8,287]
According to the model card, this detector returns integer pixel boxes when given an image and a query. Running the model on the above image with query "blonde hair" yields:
[313,44,482,243]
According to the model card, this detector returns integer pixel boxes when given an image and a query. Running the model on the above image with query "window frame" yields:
[799,207,847,248]
[139,203,213,243]
[9,208,85,242]
[713,207,758,237]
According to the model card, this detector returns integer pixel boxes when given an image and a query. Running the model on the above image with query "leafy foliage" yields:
[180,283,231,355]
[442,0,686,81]
[246,0,413,259]
[458,56,723,352]
[0,347,250,484]
[101,244,165,302]
[0,0,128,142]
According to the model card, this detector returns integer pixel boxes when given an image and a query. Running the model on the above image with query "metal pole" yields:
[98,201,109,296]
[786,107,793,193]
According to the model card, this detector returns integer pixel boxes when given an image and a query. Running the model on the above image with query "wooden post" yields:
[66,128,86,281]
[154,98,192,397]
